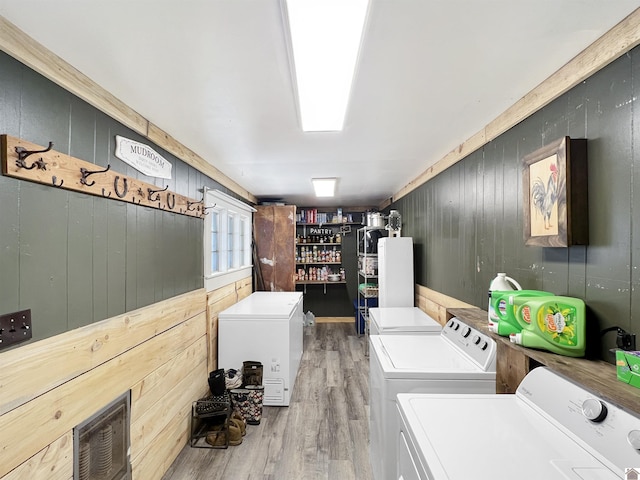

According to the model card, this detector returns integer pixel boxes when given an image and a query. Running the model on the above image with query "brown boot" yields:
[231,412,247,436]
[205,420,243,447]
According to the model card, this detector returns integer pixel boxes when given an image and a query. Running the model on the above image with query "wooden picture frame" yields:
[522,136,588,247]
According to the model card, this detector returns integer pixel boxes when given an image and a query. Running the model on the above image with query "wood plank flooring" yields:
[162,321,372,480]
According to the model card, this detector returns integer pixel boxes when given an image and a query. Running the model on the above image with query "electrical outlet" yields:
[0,309,32,350]
[617,330,636,351]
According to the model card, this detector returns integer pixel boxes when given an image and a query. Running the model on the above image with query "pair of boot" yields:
[205,413,247,447]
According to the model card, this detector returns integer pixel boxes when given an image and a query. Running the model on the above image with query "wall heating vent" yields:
[263,377,285,404]
[73,391,131,480]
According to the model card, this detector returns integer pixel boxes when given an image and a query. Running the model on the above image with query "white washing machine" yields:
[369,307,442,336]
[397,366,640,480]
[369,317,496,480]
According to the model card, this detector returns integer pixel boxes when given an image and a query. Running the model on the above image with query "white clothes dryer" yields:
[368,307,442,336]
[369,317,496,480]
[396,366,640,480]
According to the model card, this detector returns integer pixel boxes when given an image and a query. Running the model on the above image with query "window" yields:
[204,189,255,291]
[210,210,220,273]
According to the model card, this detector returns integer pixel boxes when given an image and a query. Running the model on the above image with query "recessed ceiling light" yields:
[312,178,337,197]
[284,0,370,132]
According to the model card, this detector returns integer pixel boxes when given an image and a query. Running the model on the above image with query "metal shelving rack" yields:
[357,226,385,355]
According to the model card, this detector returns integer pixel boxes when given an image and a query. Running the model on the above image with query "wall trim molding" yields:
[386,7,640,209]
[0,15,257,205]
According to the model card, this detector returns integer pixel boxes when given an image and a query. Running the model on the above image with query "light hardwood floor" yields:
[162,321,372,480]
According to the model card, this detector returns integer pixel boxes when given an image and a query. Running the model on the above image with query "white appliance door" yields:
[373,334,494,380]
[219,291,302,319]
[378,237,414,308]
[369,307,441,334]
[397,394,619,480]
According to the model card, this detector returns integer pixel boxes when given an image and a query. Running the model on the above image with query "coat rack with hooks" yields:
[1,134,204,219]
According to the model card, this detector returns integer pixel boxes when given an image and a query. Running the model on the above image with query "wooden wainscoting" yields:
[206,276,254,373]
[415,284,474,325]
[0,287,228,480]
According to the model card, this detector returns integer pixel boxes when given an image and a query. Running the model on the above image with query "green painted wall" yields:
[390,46,640,362]
[0,52,235,344]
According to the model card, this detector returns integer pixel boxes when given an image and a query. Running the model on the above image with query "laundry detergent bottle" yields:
[488,273,522,326]
[509,296,586,357]
[488,290,554,337]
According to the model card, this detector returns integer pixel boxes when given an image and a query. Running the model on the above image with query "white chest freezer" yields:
[369,307,442,335]
[218,292,303,406]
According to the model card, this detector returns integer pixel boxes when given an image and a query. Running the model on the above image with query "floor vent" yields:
[73,391,131,480]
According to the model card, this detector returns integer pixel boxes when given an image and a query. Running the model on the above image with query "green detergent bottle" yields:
[488,290,554,337]
[509,296,586,357]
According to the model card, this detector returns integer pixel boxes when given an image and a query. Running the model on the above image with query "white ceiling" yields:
[1,1,638,208]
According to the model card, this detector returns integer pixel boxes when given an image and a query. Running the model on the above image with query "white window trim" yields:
[204,188,256,292]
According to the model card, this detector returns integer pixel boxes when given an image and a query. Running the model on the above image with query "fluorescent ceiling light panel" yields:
[312,178,337,197]
[285,0,369,132]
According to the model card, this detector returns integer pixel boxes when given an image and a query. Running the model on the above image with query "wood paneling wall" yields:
[0,26,257,480]
[415,285,474,326]
[0,289,207,479]
[393,45,640,361]
[0,50,245,343]
[0,277,252,480]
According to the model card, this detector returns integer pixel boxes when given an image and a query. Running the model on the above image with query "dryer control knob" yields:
[473,335,481,345]
[480,341,489,351]
[453,322,460,330]
[461,327,471,337]
[582,399,608,422]
[628,430,640,450]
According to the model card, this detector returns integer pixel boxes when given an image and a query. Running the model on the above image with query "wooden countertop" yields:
[448,307,640,416]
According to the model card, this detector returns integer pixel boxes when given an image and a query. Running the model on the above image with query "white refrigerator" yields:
[377,237,414,308]
[218,291,303,406]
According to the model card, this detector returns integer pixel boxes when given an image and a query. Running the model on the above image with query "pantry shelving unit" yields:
[295,234,345,294]
[294,208,366,317]
[295,208,362,294]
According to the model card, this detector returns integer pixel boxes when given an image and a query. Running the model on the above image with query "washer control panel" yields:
[517,367,640,475]
[442,318,496,371]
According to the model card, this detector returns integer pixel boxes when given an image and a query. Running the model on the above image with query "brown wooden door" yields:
[254,205,296,291]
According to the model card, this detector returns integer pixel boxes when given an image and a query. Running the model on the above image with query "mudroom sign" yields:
[114,135,172,179]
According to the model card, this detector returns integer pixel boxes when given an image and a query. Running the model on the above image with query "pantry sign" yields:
[115,135,172,179]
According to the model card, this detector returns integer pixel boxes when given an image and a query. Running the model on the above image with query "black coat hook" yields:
[16,156,48,171]
[114,176,128,198]
[15,142,53,169]
[101,188,111,198]
[147,185,169,202]
[202,203,216,215]
[51,175,63,187]
[186,200,203,212]
[80,164,111,187]
[167,192,176,209]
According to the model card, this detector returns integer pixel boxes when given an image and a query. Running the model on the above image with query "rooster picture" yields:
[530,157,559,233]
